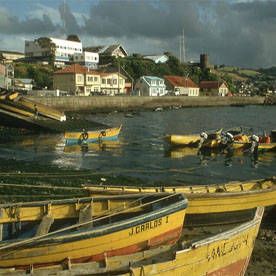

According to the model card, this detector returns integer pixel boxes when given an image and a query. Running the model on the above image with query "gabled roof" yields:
[54,64,100,75]
[140,76,166,87]
[199,81,227,89]
[163,75,199,88]
[84,44,128,56]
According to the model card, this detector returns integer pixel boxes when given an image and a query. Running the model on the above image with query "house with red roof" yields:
[163,75,199,96]
[199,81,229,96]
[53,64,126,96]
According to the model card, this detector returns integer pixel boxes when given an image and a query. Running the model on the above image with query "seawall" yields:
[26,95,265,113]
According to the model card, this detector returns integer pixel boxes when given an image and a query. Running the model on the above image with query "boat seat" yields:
[35,215,54,237]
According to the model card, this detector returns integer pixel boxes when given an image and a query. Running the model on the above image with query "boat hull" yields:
[0,193,187,269]
[0,207,263,276]
[85,177,276,221]
[65,125,122,145]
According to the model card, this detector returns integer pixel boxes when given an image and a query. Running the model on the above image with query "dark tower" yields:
[200,54,209,70]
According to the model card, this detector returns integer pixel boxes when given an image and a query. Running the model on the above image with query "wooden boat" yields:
[165,127,243,149]
[64,125,122,145]
[85,176,276,225]
[0,90,18,101]
[0,193,188,269]
[0,207,264,276]
[164,128,222,147]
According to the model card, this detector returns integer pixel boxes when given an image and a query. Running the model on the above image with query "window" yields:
[77,75,83,82]
[94,76,98,82]
[107,79,111,85]
[102,79,106,84]
[113,79,117,85]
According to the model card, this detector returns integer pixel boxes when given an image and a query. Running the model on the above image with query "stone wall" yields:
[25,95,265,113]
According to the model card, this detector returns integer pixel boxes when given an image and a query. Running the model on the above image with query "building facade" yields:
[163,75,199,96]
[73,51,99,69]
[200,81,229,96]
[53,64,126,96]
[134,76,166,96]
[25,37,83,67]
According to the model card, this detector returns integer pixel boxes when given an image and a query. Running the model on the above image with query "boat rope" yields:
[0,193,179,251]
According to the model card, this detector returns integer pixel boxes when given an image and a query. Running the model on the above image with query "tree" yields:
[36,37,56,67]
[67,34,81,42]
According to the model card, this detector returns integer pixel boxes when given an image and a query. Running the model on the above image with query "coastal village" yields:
[0,36,276,276]
[0,35,236,97]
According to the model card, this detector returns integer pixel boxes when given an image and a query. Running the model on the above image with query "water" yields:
[1,105,276,186]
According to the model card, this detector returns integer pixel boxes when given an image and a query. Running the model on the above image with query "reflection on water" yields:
[0,106,276,185]
[64,140,122,154]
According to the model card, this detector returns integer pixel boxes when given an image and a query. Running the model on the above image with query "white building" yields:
[73,51,99,69]
[134,76,166,96]
[25,37,83,67]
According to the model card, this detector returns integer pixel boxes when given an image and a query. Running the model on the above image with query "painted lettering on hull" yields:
[129,216,169,236]
[208,234,249,262]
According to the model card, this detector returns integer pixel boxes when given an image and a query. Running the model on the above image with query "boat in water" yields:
[64,125,122,145]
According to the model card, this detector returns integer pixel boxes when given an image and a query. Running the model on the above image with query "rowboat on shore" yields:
[0,193,188,270]
[64,125,122,145]
[85,176,276,226]
[0,90,18,101]
[0,207,264,276]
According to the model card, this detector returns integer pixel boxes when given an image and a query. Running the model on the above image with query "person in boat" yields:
[34,104,39,119]
[198,132,208,148]
[250,134,259,153]
[222,132,234,145]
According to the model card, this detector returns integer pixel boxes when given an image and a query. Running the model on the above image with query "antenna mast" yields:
[179,29,185,64]
[63,0,66,38]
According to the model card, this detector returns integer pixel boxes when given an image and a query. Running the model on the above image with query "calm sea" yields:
[1,105,276,185]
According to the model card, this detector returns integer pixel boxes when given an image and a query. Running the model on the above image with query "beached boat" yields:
[0,90,18,101]
[64,125,122,145]
[0,193,188,269]
[0,207,264,276]
[85,176,276,225]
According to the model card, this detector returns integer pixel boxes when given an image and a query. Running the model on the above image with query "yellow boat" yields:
[232,134,276,151]
[1,207,264,276]
[85,176,276,225]
[0,193,188,269]
[165,128,222,147]
[64,125,122,145]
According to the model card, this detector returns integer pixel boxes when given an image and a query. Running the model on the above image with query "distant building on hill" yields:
[25,37,83,67]
[143,54,169,64]
[0,50,24,63]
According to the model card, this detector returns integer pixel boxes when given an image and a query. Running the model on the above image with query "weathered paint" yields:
[85,177,276,214]
[0,194,188,269]
[1,208,263,276]
[111,207,263,276]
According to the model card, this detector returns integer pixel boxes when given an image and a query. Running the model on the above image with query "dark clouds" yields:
[0,0,276,68]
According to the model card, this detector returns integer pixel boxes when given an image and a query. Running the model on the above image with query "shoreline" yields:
[0,157,275,274]
[25,95,266,113]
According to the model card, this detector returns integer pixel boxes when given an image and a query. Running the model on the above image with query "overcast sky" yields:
[0,0,276,69]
